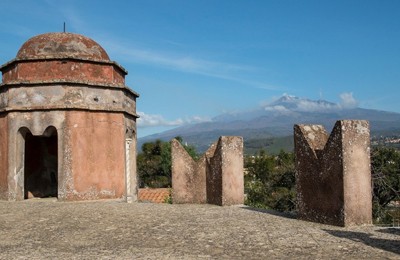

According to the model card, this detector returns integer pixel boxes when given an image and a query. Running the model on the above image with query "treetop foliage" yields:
[137,137,198,188]
[244,150,296,212]
[371,147,400,223]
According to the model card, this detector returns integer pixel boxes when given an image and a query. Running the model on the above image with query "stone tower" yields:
[0,32,139,202]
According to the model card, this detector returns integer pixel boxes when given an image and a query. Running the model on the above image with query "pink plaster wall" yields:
[65,111,125,200]
[171,139,207,204]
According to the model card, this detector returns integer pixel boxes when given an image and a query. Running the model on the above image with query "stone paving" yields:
[0,199,399,259]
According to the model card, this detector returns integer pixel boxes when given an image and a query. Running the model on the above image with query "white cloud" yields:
[263,92,359,113]
[339,92,358,109]
[137,111,211,128]
[264,105,292,114]
[296,99,337,112]
[103,39,239,73]
[92,36,280,90]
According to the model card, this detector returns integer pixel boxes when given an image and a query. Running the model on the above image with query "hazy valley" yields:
[139,95,400,154]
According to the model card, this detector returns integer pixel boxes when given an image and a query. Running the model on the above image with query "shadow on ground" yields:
[240,206,297,219]
[376,227,400,236]
[324,229,400,255]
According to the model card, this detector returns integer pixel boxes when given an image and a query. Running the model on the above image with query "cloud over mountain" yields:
[339,92,358,109]
[137,111,211,128]
[263,92,358,113]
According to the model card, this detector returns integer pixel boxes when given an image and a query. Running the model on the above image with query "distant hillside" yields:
[138,94,400,154]
[244,135,294,155]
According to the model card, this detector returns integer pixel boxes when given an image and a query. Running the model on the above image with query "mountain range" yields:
[138,94,400,154]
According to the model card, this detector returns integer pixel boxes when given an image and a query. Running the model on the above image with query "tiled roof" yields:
[138,188,171,203]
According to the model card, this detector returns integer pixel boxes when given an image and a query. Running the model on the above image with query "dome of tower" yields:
[16,32,110,61]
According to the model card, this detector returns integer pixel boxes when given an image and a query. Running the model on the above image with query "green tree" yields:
[371,147,400,223]
[137,140,171,188]
[137,137,198,188]
[244,150,296,212]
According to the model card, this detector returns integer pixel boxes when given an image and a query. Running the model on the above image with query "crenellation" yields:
[294,120,372,226]
[172,136,244,206]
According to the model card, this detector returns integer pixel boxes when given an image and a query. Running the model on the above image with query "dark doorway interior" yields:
[24,132,58,199]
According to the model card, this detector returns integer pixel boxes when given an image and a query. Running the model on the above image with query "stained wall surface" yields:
[341,121,372,225]
[172,136,244,206]
[3,60,125,85]
[0,115,8,200]
[3,111,65,200]
[294,120,372,226]
[207,136,244,206]
[0,110,135,201]
[64,111,126,200]
[171,139,211,204]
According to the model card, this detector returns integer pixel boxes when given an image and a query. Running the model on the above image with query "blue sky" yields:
[1,0,399,137]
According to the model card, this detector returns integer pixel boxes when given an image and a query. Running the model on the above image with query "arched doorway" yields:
[24,127,58,199]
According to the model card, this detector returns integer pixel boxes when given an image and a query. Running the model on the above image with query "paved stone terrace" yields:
[0,199,399,259]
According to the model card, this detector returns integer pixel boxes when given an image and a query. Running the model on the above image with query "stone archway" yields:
[23,126,58,199]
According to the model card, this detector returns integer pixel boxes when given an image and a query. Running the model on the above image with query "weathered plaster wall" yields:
[294,124,344,225]
[341,120,372,226]
[1,110,132,201]
[171,139,209,204]
[172,136,244,206]
[64,111,126,201]
[0,84,136,116]
[208,136,244,206]
[0,114,8,200]
[294,120,372,226]
[3,60,125,85]
[6,111,65,201]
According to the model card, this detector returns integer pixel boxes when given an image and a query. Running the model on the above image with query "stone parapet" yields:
[171,139,209,204]
[294,120,372,226]
[172,136,244,206]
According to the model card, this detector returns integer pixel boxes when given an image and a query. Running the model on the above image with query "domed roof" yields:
[16,32,110,61]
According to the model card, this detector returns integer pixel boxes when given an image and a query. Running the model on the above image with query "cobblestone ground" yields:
[0,199,399,259]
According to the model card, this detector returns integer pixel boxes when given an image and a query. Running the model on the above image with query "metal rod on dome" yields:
[63,22,66,33]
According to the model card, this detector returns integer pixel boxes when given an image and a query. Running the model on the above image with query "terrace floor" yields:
[0,199,399,259]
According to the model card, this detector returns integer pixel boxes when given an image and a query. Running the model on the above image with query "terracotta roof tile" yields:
[138,188,171,203]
